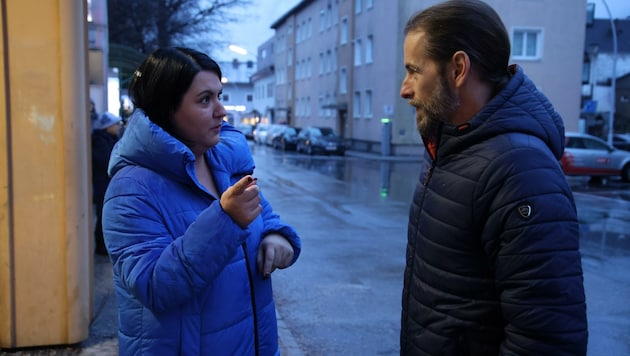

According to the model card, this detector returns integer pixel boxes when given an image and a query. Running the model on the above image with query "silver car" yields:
[560,132,630,182]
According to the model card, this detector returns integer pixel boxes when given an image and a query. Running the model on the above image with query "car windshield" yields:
[315,127,335,137]
[286,127,297,135]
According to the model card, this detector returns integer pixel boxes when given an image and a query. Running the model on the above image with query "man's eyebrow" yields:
[405,64,421,73]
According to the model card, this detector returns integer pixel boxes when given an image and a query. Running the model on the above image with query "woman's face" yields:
[172,70,226,155]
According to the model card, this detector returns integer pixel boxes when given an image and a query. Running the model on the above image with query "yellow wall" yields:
[0,0,92,348]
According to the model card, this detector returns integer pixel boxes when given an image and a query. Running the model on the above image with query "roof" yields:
[270,0,313,29]
[585,18,630,53]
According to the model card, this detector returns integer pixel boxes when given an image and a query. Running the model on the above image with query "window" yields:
[341,18,348,45]
[340,67,347,94]
[354,39,362,66]
[319,52,324,75]
[267,83,274,98]
[326,50,332,73]
[365,90,372,118]
[366,0,374,9]
[320,10,325,32]
[355,0,362,14]
[353,91,361,118]
[222,94,230,102]
[247,94,253,102]
[366,35,373,63]
[582,59,591,84]
[511,28,542,60]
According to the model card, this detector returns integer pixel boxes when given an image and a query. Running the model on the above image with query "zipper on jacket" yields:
[242,242,260,356]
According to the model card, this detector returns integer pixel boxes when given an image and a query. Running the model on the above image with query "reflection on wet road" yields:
[253,145,630,259]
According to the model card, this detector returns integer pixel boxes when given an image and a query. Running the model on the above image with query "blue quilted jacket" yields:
[400,65,588,355]
[102,110,301,355]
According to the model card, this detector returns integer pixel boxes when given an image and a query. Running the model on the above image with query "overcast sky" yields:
[215,0,630,61]
[593,0,630,18]
[214,0,300,61]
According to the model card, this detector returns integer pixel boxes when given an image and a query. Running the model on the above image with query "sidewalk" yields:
[1,254,299,355]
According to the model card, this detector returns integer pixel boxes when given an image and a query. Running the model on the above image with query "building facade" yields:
[582,4,630,137]
[251,38,277,125]
[218,58,257,125]
[261,0,587,155]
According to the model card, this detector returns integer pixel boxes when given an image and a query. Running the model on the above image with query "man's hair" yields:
[129,47,222,135]
[404,0,511,91]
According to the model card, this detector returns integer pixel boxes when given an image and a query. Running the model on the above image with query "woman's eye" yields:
[201,95,211,104]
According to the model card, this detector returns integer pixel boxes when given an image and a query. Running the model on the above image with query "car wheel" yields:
[622,163,630,182]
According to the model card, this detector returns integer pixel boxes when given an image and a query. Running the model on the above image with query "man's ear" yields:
[451,50,470,87]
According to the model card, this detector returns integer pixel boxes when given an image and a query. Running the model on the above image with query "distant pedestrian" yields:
[101,47,301,355]
[399,1,587,355]
[91,112,122,255]
[89,99,99,133]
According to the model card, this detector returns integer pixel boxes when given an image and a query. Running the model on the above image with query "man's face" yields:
[400,31,460,135]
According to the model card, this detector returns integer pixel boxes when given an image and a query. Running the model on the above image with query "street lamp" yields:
[601,0,617,146]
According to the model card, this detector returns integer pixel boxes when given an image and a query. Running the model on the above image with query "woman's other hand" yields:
[257,234,294,278]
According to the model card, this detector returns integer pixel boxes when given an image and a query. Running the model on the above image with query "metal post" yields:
[601,0,617,146]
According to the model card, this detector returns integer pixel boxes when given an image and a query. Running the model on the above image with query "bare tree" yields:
[108,0,251,87]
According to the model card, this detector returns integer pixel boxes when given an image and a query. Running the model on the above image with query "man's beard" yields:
[409,75,460,136]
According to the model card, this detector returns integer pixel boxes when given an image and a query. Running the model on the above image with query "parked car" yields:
[252,124,270,145]
[271,126,301,151]
[612,133,630,151]
[235,123,254,140]
[560,132,630,182]
[264,124,287,146]
[296,126,346,156]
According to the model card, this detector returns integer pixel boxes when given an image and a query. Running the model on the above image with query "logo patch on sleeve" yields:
[517,203,533,219]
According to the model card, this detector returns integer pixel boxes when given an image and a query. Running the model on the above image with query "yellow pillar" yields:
[0,0,92,348]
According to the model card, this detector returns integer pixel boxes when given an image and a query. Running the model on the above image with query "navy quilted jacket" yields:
[400,65,587,355]
[102,110,301,355]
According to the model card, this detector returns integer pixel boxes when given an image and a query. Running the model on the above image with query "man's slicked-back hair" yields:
[404,0,511,91]
[128,47,222,134]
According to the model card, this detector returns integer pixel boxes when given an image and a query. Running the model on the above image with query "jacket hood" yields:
[108,110,196,185]
[440,65,566,160]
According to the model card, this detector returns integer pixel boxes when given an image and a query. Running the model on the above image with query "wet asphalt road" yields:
[251,144,630,356]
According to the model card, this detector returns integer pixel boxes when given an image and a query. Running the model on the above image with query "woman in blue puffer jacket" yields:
[102,47,301,355]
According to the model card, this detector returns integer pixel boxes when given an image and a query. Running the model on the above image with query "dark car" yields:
[271,126,300,151]
[296,126,346,156]
[560,131,630,182]
[613,133,630,151]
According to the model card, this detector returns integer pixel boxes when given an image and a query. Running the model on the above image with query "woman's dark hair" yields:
[404,0,511,92]
[128,47,222,134]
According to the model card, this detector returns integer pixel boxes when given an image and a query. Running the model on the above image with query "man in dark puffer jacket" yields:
[399,1,588,355]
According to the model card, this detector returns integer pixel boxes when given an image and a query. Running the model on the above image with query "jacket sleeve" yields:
[259,191,302,265]
[481,145,588,355]
[103,173,248,313]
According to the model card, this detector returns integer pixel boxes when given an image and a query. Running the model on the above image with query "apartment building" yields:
[265,0,586,155]
[251,38,277,125]
[582,5,630,135]
[218,58,257,124]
